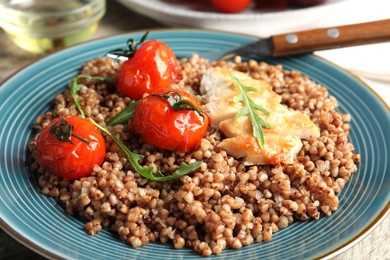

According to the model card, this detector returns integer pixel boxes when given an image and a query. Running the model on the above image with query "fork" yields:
[107,19,390,64]
[183,19,390,61]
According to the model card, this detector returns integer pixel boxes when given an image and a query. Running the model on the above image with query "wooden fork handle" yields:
[271,19,390,57]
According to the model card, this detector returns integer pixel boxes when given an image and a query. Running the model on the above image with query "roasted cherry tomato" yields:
[116,37,179,100]
[36,116,106,180]
[210,0,253,13]
[128,88,209,153]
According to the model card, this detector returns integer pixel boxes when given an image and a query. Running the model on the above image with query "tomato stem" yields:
[50,118,90,145]
[71,133,90,145]
[153,91,205,118]
[71,75,111,118]
[106,31,149,60]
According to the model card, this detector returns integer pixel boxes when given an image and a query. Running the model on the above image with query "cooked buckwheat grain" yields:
[28,55,359,256]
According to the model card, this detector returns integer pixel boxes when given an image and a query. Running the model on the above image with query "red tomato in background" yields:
[210,0,253,13]
[116,40,179,100]
[36,116,106,180]
[128,88,209,153]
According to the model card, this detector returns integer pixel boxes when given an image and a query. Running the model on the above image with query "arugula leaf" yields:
[70,75,202,182]
[230,74,271,148]
[106,100,141,126]
[90,119,202,182]
[71,75,108,118]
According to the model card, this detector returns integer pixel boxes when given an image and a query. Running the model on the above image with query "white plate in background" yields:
[116,0,348,37]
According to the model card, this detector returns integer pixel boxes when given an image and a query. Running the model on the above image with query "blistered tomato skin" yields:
[36,116,106,180]
[129,88,209,153]
[117,40,179,100]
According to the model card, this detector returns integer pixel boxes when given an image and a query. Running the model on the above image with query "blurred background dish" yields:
[0,0,106,54]
[115,0,347,37]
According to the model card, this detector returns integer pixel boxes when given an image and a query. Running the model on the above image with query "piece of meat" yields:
[201,67,280,128]
[219,111,320,140]
[200,67,320,165]
[200,67,273,102]
[218,135,303,165]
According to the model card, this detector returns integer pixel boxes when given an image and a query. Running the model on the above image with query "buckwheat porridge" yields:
[28,53,360,256]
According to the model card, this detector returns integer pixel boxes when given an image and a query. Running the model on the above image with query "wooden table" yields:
[0,1,389,259]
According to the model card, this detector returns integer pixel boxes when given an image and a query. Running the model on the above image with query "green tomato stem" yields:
[71,75,109,118]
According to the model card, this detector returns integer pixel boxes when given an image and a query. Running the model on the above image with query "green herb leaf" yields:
[230,74,271,148]
[90,118,202,182]
[71,75,108,118]
[71,75,202,182]
[106,100,141,126]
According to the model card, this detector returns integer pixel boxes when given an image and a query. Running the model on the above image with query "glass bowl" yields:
[0,0,106,54]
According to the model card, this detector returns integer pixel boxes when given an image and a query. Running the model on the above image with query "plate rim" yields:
[0,219,65,260]
[0,27,389,260]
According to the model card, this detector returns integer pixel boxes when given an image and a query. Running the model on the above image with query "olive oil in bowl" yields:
[0,0,106,54]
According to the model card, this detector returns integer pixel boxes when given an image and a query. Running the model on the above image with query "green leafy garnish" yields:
[71,75,108,118]
[71,75,202,182]
[230,74,271,148]
[106,100,141,126]
[90,119,202,182]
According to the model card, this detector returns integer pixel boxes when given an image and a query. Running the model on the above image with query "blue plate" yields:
[1,29,389,260]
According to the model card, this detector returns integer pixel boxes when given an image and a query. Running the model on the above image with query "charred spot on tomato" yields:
[50,118,90,145]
